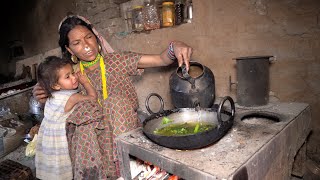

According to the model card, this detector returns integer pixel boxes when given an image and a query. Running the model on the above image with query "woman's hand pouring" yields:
[135,40,193,71]
[171,41,193,71]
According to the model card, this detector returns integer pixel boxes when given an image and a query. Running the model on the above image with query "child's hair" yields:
[37,56,72,98]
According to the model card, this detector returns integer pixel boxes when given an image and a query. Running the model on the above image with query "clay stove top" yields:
[116,102,311,179]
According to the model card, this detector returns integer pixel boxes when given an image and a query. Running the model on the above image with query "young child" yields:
[35,56,97,180]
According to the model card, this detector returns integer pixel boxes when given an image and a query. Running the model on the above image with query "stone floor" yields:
[0,143,36,177]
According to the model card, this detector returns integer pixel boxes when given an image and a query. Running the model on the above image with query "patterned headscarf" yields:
[58,15,114,55]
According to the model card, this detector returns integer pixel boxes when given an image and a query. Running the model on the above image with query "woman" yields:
[33,15,192,179]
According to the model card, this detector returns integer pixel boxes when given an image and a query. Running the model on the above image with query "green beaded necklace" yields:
[81,53,101,68]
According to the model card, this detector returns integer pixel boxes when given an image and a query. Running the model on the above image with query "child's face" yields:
[52,64,79,90]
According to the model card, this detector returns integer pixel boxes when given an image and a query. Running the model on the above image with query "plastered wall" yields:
[110,0,320,157]
[111,0,320,125]
[3,0,320,159]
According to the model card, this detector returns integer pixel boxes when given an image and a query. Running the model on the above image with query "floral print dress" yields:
[66,52,143,179]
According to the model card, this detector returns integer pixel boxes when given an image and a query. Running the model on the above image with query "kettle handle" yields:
[217,96,235,125]
[181,64,196,89]
[145,93,165,115]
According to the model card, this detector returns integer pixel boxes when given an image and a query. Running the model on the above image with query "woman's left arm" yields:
[137,41,193,71]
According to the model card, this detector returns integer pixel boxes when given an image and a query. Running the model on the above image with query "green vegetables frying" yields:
[194,123,200,133]
[154,122,216,136]
[162,116,173,124]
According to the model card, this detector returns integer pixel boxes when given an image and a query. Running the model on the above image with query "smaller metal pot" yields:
[143,93,235,150]
[29,96,43,115]
[28,96,44,121]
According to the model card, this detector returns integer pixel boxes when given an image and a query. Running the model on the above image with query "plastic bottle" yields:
[143,0,160,30]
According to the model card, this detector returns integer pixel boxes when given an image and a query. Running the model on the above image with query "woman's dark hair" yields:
[37,56,72,98]
[58,16,97,61]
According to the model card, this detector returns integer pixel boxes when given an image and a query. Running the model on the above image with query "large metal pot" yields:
[169,62,215,108]
[143,93,235,150]
[233,56,273,107]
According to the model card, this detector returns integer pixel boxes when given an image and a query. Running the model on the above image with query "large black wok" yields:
[142,93,235,150]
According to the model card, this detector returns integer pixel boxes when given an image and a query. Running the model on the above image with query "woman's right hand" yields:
[32,83,48,104]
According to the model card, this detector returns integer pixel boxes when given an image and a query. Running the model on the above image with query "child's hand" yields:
[76,72,89,85]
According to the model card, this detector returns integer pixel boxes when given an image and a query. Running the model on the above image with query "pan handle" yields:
[145,93,165,115]
[217,96,235,124]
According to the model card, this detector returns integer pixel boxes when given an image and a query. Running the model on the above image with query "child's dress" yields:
[35,90,78,180]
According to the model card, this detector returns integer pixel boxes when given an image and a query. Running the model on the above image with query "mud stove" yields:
[116,102,311,179]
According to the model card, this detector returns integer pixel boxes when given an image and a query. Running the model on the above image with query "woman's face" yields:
[66,25,99,62]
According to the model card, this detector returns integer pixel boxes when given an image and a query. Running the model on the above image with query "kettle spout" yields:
[193,100,201,111]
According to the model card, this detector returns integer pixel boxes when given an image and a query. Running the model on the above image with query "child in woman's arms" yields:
[35,56,96,180]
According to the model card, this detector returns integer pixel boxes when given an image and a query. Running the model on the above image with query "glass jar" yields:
[143,0,160,30]
[175,0,185,25]
[162,1,175,27]
[132,6,144,32]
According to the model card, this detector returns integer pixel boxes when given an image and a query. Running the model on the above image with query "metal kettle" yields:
[169,61,215,108]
